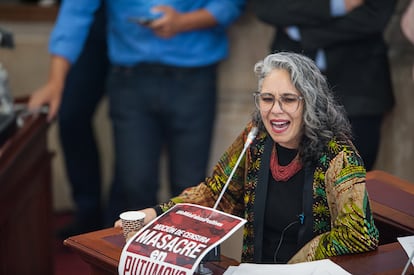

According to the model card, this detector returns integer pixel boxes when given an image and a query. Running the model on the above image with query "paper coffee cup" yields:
[119,211,146,239]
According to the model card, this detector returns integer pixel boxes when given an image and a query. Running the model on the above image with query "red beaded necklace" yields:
[270,145,303,182]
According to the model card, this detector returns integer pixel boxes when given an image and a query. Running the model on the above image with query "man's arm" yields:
[28,0,100,120]
[299,0,396,50]
[253,0,331,27]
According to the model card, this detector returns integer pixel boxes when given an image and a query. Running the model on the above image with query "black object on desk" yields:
[0,113,16,146]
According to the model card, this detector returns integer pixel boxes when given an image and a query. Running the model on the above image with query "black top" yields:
[261,144,304,263]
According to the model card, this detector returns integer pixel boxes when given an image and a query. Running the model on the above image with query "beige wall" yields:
[379,0,414,179]
[1,1,413,261]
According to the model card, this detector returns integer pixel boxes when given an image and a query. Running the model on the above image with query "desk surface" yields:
[367,170,414,237]
[65,227,413,275]
[64,228,122,274]
[331,242,413,275]
[65,170,414,275]
[64,227,238,275]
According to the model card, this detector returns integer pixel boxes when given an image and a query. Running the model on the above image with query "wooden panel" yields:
[0,3,58,22]
[0,111,53,275]
[366,170,414,244]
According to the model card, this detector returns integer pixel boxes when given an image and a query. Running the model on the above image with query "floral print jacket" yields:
[158,122,379,263]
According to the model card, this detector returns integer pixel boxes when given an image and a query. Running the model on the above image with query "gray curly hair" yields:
[252,52,352,164]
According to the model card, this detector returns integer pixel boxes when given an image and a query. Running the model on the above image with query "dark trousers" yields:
[105,63,218,225]
[349,115,383,171]
[58,5,109,231]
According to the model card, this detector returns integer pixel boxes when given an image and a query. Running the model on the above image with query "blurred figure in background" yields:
[29,0,245,227]
[252,0,396,170]
[401,0,414,80]
[57,4,109,238]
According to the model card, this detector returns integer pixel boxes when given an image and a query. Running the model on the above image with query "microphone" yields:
[244,126,258,149]
[213,127,258,210]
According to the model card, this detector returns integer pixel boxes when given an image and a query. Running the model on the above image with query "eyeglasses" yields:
[253,92,303,113]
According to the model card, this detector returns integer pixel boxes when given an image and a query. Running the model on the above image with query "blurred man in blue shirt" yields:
[29,0,245,226]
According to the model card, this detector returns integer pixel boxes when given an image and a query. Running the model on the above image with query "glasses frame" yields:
[253,91,304,113]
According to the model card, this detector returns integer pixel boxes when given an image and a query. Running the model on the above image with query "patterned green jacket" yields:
[158,122,379,263]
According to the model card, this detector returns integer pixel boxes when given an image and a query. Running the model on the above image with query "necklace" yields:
[270,145,303,182]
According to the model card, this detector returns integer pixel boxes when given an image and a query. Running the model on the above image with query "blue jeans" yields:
[105,63,217,224]
[58,5,109,230]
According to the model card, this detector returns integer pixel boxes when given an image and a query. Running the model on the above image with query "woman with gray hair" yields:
[115,52,379,264]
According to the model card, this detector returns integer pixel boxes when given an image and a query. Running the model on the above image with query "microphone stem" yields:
[401,249,414,275]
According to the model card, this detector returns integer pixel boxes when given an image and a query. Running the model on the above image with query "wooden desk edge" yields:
[367,170,414,194]
[64,227,240,274]
[371,201,414,232]
[64,228,122,274]
[366,170,414,233]
[64,238,119,264]
[65,228,414,275]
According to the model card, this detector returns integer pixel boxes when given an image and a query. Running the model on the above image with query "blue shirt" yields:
[49,0,245,67]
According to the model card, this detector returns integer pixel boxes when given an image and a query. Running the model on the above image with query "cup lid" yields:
[119,211,146,221]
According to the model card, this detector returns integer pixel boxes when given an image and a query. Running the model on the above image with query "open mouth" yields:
[271,120,290,133]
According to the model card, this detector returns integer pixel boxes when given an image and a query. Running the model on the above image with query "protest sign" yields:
[118,203,246,275]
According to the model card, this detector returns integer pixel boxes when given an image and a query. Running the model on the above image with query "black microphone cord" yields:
[273,219,300,264]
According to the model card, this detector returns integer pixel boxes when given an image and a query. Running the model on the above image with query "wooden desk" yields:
[66,170,414,274]
[0,112,53,274]
[65,228,414,275]
[366,170,414,244]
[64,227,239,275]
[331,242,414,275]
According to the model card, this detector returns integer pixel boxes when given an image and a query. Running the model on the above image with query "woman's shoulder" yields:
[327,138,365,169]
[318,138,366,187]
[319,138,364,167]
[325,138,358,154]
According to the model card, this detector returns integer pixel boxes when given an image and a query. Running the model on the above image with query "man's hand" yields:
[27,55,70,121]
[28,82,62,121]
[149,6,184,38]
[148,6,216,39]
